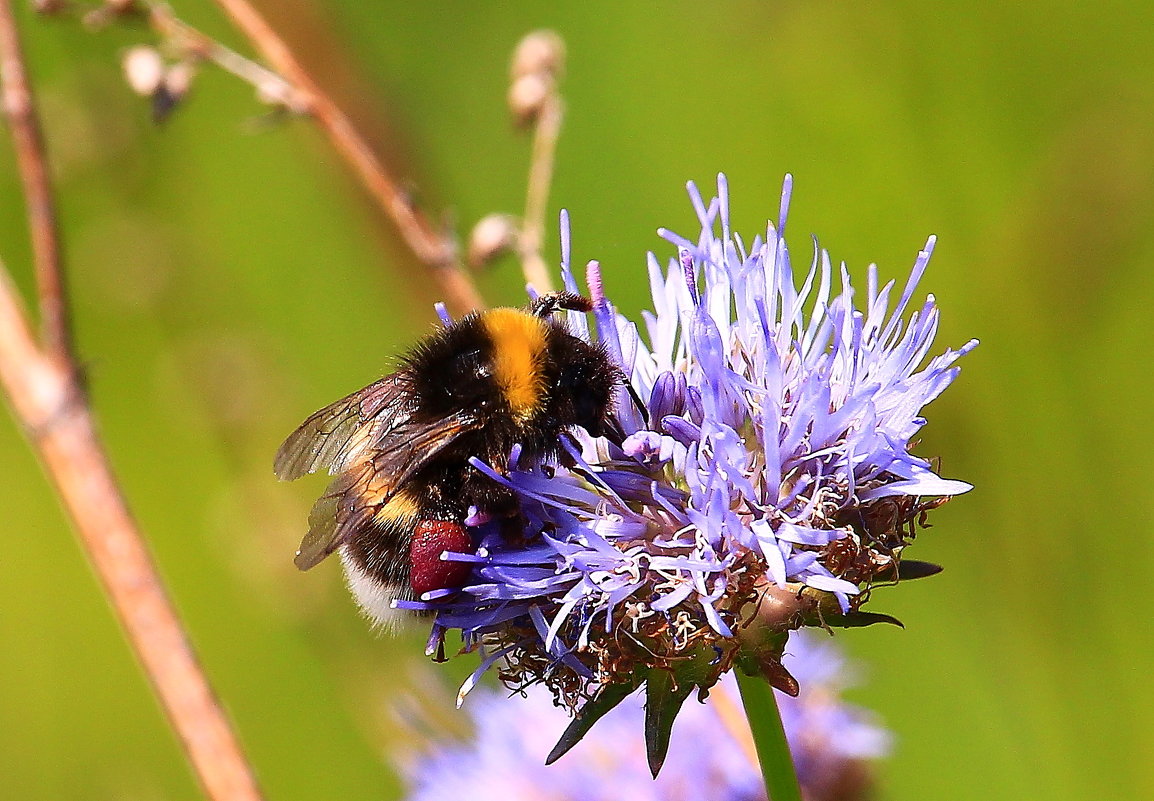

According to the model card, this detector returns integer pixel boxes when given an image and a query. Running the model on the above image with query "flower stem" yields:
[736,671,803,801]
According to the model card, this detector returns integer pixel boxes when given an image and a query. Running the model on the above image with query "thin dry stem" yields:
[207,0,485,313]
[0,268,265,801]
[147,3,304,110]
[0,9,264,798]
[0,0,70,361]
[519,93,561,293]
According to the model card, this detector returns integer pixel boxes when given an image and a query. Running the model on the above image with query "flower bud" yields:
[510,29,565,81]
[163,61,196,100]
[508,30,564,125]
[467,213,518,268]
[122,46,164,97]
[507,73,551,125]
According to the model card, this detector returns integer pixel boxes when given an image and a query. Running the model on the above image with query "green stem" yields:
[735,671,804,801]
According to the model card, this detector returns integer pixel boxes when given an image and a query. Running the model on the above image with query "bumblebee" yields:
[275,292,620,626]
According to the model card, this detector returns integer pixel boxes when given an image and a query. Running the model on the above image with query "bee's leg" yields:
[531,291,593,317]
[459,469,518,518]
[494,509,532,545]
[409,519,473,597]
[459,471,531,544]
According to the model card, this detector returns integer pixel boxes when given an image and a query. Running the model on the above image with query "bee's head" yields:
[541,328,620,438]
[406,303,621,449]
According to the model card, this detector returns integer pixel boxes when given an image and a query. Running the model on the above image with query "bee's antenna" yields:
[624,380,650,426]
[531,291,593,317]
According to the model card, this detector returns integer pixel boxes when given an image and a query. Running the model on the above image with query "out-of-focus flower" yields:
[399,174,975,768]
[467,213,520,269]
[402,631,889,801]
[508,30,564,125]
[122,46,165,97]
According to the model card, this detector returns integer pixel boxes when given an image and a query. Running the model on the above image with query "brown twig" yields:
[0,9,265,801]
[146,4,305,111]
[206,0,485,313]
[0,0,70,361]
[0,273,267,801]
[0,272,266,801]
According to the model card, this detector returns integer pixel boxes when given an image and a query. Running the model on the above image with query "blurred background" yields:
[1,1,1151,799]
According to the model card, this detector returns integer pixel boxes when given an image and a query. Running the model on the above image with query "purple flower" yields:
[401,631,889,801]
[399,175,975,766]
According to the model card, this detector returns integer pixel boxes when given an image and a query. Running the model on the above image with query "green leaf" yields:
[836,610,905,628]
[798,586,905,628]
[896,560,944,581]
[643,669,696,777]
[546,680,637,765]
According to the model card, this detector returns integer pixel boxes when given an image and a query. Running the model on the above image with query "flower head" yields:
[399,174,976,767]
[402,631,890,801]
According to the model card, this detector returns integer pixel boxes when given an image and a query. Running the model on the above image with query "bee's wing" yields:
[293,410,482,570]
[292,467,368,571]
[274,373,413,481]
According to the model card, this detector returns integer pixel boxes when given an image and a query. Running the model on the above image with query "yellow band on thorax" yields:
[482,308,547,421]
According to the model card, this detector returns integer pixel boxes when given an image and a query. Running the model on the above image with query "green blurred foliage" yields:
[1,0,1151,799]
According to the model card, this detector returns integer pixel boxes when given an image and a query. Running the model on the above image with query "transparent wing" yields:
[292,410,481,570]
[293,464,375,571]
[274,373,413,481]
